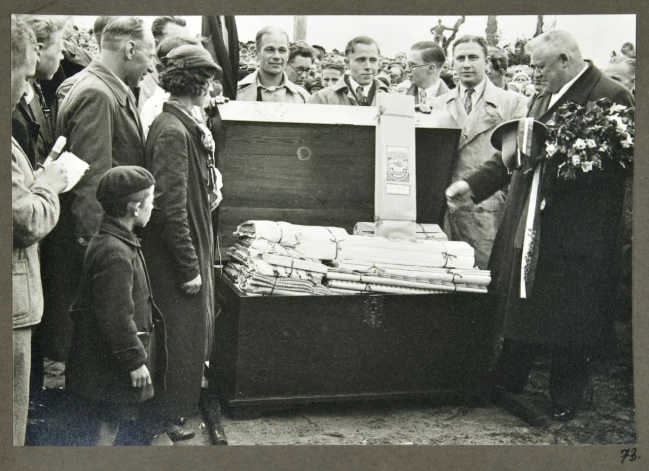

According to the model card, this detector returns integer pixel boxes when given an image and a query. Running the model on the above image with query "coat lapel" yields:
[162,102,202,140]
[458,82,503,150]
[533,64,602,121]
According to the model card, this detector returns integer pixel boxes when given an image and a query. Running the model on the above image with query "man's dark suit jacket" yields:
[464,64,634,349]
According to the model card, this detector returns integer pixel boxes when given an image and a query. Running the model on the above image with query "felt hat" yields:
[163,44,223,80]
[96,166,155,209]
[490,118,549,171]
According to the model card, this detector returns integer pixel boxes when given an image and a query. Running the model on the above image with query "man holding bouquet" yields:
[445,30,634,422]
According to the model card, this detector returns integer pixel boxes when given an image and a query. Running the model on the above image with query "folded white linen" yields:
[235,220,348,247]
[326,280,448,295]
[354,222,448,241]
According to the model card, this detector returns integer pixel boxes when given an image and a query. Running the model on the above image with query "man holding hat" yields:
[445,30,634,422]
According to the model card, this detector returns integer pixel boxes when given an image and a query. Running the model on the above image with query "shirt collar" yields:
[348,75,372,96]
[549,63,590,107]
[424,79,441,98]
[459,78,486,100]
[24,83,35,105]
[256,71,287,91]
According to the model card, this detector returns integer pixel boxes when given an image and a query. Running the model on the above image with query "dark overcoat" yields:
[66,216,167,404]
[140,102,215,417]
[41,60,146,362]
[465,64,634,349]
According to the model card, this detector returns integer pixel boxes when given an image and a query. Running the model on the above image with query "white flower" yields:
[581,161,593,172]
[573,139,587,150]
[610,104,627,114]
[586,139,597,149]
[571,154,581,166]
[609,115,628,133]
[621,134,634,148]
[545,142,559,156]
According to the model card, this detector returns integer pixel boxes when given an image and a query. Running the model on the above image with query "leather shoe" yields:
[172,416,187,426]
[551,404,576,422]
[166,424,196,442]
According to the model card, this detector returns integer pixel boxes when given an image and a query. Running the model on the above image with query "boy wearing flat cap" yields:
[66,166,169,446]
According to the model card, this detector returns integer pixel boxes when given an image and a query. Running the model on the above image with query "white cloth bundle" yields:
[330,260,491,286]
[354,222,448,241]
[336,236,475,269]
[227,245,326,282]
[326,279,449,295]
[326,270,488,293]
[235,220,348,247]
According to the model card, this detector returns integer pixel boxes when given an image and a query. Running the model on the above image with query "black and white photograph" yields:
[3,4,646,470]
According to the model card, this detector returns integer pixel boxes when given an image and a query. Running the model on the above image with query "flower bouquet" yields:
[542,98,634,180]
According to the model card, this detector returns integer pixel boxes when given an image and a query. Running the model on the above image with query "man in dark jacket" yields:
[445,30,634,421]
[42,16,155,367]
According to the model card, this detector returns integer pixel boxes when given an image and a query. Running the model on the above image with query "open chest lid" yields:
[214,101,461,254]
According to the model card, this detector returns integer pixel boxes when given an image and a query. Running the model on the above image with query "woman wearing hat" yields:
[140,44,222,439]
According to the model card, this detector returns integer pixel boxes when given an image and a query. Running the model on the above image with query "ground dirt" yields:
[165,359,636,446]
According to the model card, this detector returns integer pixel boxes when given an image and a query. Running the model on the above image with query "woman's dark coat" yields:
[140,102,215,417]
[465,64,634,349]
[66,216,167,404]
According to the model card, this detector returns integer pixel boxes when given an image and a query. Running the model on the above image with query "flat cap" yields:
[96,166,155,208]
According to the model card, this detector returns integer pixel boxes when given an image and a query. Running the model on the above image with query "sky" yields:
[72,15,635,68]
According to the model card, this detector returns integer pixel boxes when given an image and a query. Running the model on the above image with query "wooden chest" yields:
[210,101,497,415]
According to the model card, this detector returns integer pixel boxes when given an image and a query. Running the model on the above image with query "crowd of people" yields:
[11,14,635,446]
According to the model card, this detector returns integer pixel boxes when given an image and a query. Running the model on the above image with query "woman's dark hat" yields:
[490,118,549,171]
[163,44,223,80]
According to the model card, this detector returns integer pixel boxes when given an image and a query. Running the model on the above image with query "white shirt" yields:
[24,83,35,105]
[423,79,442,100]
[549,63,589,108]
[459,78,487,111]
[348,75,372,97]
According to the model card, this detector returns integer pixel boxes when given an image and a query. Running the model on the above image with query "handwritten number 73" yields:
[620,448,639,464]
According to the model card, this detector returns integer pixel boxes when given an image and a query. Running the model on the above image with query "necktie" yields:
[418,88,427,105]
[464,88,474,115]
[356,86,368,106]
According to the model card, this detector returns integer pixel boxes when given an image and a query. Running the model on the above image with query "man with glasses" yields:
[405,41,449,113]
[286,41,315,88]
[309,35,388,106]
[237,26,310,103]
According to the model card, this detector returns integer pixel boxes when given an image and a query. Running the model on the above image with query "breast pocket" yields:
[12,259,31,319]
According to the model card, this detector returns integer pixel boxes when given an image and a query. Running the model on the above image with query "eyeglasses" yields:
[407,62,433,70]
[288,63,311,76]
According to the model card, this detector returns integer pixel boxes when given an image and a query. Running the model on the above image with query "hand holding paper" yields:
[43,151,89,193]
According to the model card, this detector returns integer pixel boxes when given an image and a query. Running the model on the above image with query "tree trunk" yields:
[486,16,499,46]
[535,15,544,37]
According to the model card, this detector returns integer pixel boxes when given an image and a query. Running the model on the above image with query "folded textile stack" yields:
[353,222,448,241]
[337,236,475,269]
[226,221,342,296]
[325,260,491,294]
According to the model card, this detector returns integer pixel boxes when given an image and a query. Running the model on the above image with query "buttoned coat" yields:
[66,216,167,405]
[309,76,389,106]
[140,102,215,417]
[12,138,60,330]
[41,60,146,362]
[431,80,528,269]
[465,64,634,348]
